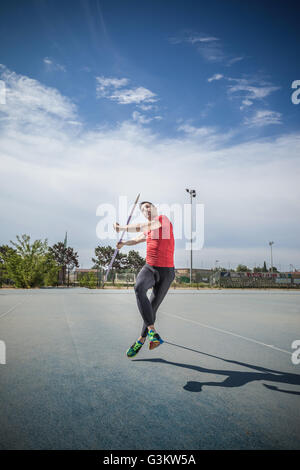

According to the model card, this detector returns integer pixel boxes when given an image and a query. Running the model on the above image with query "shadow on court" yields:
[133,341,300,394]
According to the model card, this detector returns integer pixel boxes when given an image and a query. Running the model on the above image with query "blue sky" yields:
[0,0,300,270]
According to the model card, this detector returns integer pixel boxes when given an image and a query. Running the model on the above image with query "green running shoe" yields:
[126,340,144,358]
[147,329,164,350]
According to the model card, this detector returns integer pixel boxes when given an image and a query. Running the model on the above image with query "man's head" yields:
[139,201,158,220]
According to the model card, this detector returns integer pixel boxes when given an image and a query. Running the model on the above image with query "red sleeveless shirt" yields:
[143,215,175,267]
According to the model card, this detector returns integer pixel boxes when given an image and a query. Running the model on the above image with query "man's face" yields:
[141,203,156,220]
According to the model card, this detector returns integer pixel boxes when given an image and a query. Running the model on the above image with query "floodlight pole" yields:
[269,241,274,273]
[186,189,196,283]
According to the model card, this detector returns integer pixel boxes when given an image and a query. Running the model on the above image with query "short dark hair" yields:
[139,201,154,210]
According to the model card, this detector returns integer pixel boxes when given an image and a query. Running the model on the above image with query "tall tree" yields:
[3,235,59,288]
[49,242,79,285]
[262,261,268,272]
[0,245,16,286]
[124,250,145,273]
[92,245,127,270]
[92,245,127,283]
[268,266,278,273]
[253,266,263,272]
[65,247,80,286]
[236,264,250,272]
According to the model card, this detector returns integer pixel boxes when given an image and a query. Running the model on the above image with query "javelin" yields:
[101,192,141,287]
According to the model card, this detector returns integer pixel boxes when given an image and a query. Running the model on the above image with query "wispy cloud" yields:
[43,57,66,72]
[96,76,130,95]
[138,104,155,111]
[207,73,280,113]
[240,99,253,110]
[170,32,245,66]
[207,73,224,82]
[132,111,162,124]
[169,31,225,62]
[227,77,280,100]
[244,110,282,127]
[109,87,157,105]
[96,76,157,105]
[168,33,219,45]
[227,77,280,112]
[0,64,78,132]
[226,56,244,67]
[177,122,237,148]
[177,123,216,137]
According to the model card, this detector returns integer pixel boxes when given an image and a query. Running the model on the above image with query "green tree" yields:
[79,273,88,287]
[92,245,127,284]
[124,250,145,273]
[92,245,127,269]
[236,264,250,272]
[269,266,278,273]
[3,235,59,288]
[49,242,79,285]
[65,247,80,286]
[262,261,268,272]
[78,271,97,288]
[253,266,263,273]
[0,245,16,286]
[213,266,227,272]
[87,272,97,288]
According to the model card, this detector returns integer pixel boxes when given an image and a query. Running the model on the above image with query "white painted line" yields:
[0,296,31,320]
[162,311,292,356]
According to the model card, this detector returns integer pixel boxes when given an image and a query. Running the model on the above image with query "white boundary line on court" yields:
[0,296,31,320]
[162,312,292,356]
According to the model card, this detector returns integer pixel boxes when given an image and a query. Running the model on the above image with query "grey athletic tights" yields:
[134,263,175,338]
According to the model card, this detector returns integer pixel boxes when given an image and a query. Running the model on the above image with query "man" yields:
[113,201,175,358]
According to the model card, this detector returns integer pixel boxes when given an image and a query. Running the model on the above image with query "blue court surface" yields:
[0,288,299,450]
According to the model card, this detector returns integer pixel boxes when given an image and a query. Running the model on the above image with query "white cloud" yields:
[226,56,244,66]
[240,99,253,110]
[186,35,219,44]
[244,110,282,127]
[0,65,79,134]
[96,76,130,96]
[197,43,225,62]
[207,74,279,111]
[169,33,219,45]
[138,104,154,111]
[227,77,280,100]
[170,34,244,66]
[132,111,162,124]
[177,123,216,137]
[96,76,157,106]
[43,57,66,72]
[0,65,299,269]
[110,87,157,105]
[207,73,224,82]
[169,32,225,62]
[132,111,152,124]
[241,99,253,106]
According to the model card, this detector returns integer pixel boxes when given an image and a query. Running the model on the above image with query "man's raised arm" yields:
[116,231,147,250]
[113,219,161,233]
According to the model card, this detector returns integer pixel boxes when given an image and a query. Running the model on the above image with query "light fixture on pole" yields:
[186,188,196,283]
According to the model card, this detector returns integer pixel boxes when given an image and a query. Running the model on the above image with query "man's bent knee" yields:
[134,282,147,296]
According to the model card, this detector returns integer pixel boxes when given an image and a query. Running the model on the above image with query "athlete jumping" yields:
[113,201,175,358]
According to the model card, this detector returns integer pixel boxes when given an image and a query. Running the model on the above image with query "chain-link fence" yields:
[210,271,300,288]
